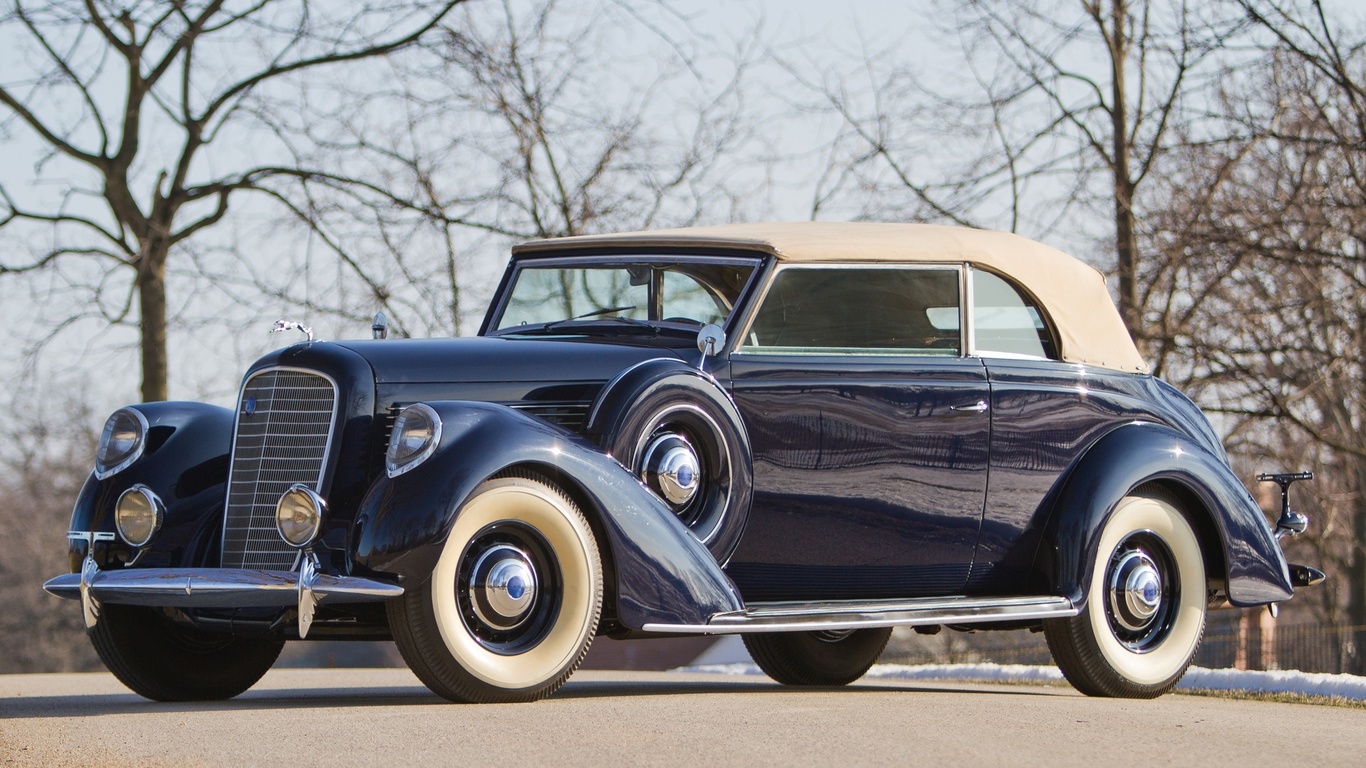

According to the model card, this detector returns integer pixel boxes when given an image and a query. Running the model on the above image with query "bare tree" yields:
[1141,1,1366,670]
[0,0,466,402]
[0,386,101,673]
[219,0,766,340]
[796,0,1246,346]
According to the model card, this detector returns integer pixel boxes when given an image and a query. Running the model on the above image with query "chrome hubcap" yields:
[469,545,537,630]
[1108,549,1163,633]
[641,433,701,508]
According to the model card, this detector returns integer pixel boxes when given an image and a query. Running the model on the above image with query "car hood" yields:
[329,336,686,385]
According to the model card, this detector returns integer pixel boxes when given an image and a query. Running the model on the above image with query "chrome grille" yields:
[222,368,338,570]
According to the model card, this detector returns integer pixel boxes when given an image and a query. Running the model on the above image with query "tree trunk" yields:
[137,239,170,403]
[1107,0,1140,346]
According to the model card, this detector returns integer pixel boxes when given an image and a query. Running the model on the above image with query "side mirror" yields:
[696,324,726,370]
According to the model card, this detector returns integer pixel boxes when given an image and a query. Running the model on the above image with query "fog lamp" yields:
[115,484,164,548]
[275,485,327,548]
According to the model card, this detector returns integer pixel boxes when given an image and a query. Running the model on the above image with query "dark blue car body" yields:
[49,222,1310,702]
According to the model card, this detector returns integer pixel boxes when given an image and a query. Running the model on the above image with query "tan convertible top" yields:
[513,222,1147,373]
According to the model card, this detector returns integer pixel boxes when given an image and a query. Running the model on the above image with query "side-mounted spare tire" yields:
[588,361,752,564]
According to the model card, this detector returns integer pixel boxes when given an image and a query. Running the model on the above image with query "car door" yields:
[723,264,990,602]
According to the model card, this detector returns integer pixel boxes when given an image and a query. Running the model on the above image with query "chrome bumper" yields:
[44,554,404,639]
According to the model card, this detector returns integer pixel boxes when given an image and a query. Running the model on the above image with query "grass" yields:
[1177,687,1366,710]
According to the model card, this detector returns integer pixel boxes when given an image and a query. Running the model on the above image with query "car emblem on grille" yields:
[242,395,257,417]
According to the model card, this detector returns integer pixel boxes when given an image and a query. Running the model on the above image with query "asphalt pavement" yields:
[1,668,1361,767]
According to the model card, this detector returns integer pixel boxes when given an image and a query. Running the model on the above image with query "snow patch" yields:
[675,662,1366,700]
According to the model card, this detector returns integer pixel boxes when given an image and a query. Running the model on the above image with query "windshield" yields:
[491,257,760,334]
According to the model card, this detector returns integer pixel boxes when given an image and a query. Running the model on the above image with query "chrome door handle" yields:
[950,400,989,413]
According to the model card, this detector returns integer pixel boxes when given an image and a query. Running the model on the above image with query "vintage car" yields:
[46,222,1321,703]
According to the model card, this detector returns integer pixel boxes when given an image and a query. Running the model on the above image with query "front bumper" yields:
[44,554,403,639]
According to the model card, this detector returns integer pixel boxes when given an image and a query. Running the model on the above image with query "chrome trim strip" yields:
[44,565,403,610]
[640,595,1077,634]
[586,357,682,432]
[963,263,976,356]
[67,530,116,546]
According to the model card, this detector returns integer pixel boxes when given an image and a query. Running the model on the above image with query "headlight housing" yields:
[95,408,149,480]
[115,485,164,548]
[275,485,327,548]
[386,403,442,478]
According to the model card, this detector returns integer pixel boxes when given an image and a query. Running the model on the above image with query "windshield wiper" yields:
[564,305,637,320]
[500,308,661,337]
[541,306,653,332]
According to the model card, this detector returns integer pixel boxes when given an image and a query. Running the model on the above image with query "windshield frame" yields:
[481,252,766,339]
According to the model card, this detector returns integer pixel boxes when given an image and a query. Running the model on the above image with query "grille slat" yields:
[512,402,590,433]
[221,369,338,570]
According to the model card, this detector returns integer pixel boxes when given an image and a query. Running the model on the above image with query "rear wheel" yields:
[743,627,892,686]
[1045,493,1207,698]
[389,472,602,703]
[89,604,283,701]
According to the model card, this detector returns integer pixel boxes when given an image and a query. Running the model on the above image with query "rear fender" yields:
[67,402,234,572]
[1037,422,1293,608]
[352,401,744,629]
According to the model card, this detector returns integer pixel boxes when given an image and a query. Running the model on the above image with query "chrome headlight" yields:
[95,408,149,480]
[115,485,164,548]
[276,485,327,548]
[386,403,441,478]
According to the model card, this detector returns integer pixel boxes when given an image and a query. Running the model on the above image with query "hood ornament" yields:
[372,312,389,340]
[271,320,314,343]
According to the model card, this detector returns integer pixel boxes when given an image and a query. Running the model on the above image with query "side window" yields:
[741,267,961,355]
[972,269,1056,359]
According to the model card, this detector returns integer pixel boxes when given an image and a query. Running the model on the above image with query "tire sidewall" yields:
[428,477,600,691]
[1086,495,1205,688]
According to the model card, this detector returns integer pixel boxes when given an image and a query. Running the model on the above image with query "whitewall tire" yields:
[1045,492,1207,698]
[389,472,602,703]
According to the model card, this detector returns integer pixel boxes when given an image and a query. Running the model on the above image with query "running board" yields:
[641,595,1078,634]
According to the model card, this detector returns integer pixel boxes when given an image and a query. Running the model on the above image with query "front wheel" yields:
[89,604,283,701]
[388,472,602,703]
[743,627,892,686]
[1045,493,1207,698]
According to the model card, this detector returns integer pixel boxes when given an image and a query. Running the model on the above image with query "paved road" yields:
[1,668,1361,767]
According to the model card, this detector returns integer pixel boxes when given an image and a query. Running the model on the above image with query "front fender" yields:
[68,402,234,572]
[1037,422,1293,608]
[352,402,744,629]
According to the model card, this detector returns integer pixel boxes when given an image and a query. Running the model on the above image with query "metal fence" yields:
[881,612,1366,675]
